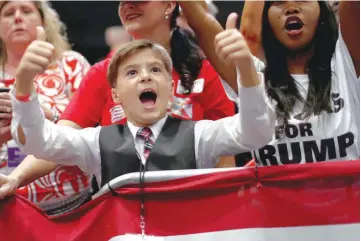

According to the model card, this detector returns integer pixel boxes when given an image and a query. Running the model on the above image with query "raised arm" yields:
[240,1,265,61]
[0,119,89,199]
[179,1,238,91]
[6,119,82,191]
[195,14,275,167]
[12,26,100,174]
[11,91,100,174]
[339,1,360,76]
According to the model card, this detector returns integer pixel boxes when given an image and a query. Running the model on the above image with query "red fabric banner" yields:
[0,161,359,241]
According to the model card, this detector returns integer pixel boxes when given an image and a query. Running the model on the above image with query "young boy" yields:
[9,23,274,188]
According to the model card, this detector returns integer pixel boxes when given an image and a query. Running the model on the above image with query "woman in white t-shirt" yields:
[164,1,359,166]
[236,1,359,166]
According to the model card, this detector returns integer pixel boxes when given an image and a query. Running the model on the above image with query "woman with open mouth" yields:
[181,0,359,166]
[237,1,360,166]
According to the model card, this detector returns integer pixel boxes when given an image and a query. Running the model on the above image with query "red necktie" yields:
[136,127,154,160]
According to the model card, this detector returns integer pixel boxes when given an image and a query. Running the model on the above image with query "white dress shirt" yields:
[11,73,275,185]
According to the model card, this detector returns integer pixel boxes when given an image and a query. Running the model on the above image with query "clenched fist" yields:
[214,13,253,71]
[15,26,54,96]
[214,13,261,88]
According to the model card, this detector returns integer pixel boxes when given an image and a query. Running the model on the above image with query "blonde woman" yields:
[0,1,91,216]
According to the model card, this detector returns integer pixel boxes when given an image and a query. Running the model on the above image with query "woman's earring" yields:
[165,13,169,19]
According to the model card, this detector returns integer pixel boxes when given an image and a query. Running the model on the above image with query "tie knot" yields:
[137,127,153,140]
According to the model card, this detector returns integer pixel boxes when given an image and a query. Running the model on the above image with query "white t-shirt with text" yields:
[240,31,359,165]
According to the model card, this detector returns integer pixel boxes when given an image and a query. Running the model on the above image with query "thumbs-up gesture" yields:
[214,13,253,72]
[15,26,54,94]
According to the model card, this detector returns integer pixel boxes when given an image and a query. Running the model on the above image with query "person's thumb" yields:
[225,12,238,30]
[36,26,46,41]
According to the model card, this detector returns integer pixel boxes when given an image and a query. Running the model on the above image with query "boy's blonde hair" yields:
[0,1,71,65]
[107,39,173,88]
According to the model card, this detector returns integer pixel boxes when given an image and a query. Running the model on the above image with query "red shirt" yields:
[0,51,92,210]
[60,58,234,127]
[106,49,117,59]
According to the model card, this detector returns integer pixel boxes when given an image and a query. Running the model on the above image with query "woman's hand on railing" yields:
[0,173,20,199]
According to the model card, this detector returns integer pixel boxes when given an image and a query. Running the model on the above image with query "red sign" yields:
[0,161,359,241]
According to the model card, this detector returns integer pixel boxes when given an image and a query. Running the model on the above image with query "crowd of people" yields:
[0,0,359,222]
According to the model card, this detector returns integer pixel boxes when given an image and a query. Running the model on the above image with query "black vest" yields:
[99,117,197,187]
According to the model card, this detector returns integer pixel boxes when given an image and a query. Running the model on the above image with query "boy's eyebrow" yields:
[121,61,165,70]
[122,64,139,70]
[148,60,164,66]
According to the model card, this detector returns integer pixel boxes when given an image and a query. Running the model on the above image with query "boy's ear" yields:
[170,79,175,92]
[111,88,121,104]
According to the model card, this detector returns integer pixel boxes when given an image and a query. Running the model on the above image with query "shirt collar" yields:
[127,115,168,140]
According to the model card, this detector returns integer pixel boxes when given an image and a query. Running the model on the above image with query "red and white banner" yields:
[0,161,359,241]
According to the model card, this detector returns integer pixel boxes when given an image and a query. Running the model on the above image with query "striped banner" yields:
[0,160,359,241]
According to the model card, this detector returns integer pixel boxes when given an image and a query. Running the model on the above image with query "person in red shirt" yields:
[62,56,233,127]
[0,1,235,203]
[64,2,236,169]
[63,2,234,126]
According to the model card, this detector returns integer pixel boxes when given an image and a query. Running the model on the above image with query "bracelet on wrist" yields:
[15,94,31,102]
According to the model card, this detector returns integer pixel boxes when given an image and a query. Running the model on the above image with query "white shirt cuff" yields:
[236,72,267,109]
[10,89,45,148]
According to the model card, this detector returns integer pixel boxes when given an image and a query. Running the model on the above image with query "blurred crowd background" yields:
[51,1,245,64]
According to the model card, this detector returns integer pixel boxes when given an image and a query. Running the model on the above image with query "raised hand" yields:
[178,1,239,91]
[15,26,54,96]
[214,13,253,71]
[214,13,261,88]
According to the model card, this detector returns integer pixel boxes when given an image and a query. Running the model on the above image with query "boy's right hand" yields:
[15,26,54,95]
[0,174,20,199]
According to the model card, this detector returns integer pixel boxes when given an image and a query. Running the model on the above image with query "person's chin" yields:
[11,36,31,43]
[145,109,167,121]
[285,39,313,53]
[285,43,303,51]
[124,23,144,34]
[139,115,162,126]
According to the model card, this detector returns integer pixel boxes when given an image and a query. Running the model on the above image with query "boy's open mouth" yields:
[139,89,157,107]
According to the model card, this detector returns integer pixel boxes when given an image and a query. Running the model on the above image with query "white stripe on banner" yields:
[109,224,360,241]
[93,168,240,199]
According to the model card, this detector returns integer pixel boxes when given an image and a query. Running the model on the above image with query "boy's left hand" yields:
[214,13,253,72]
